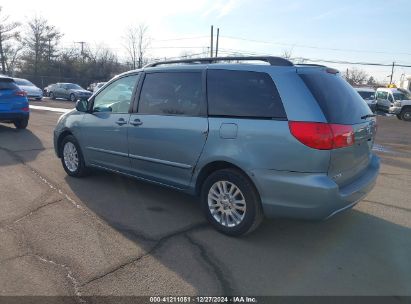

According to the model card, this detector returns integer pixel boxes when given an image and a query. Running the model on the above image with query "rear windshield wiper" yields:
[361,114,377,120]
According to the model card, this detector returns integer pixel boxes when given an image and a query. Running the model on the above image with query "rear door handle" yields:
[115,118,127,126]
[130,119,143,126]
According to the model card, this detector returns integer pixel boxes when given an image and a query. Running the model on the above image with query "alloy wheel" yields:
[207,181,246,227]
[63,142,79,172]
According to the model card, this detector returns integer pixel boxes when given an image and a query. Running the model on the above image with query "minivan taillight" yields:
[15,90,27,97]
[289,121,355,150]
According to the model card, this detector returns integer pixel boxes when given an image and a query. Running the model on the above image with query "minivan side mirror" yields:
[75,100,88,112]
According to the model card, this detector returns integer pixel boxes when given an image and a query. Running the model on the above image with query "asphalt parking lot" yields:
[0,100,410,300]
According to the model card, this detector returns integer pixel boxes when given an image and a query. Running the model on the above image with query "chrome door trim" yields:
[86,146,129,158]
[129,153,192,169]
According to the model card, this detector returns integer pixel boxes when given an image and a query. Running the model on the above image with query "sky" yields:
[2,0,411,83]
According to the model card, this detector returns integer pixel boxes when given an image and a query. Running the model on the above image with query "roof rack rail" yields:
[295,63,327,67]
[144,56,294,68]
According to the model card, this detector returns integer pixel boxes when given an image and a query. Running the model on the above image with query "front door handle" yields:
[130,119,143,126]
[115,118,127,126]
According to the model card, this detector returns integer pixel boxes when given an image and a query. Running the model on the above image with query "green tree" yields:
[22,16,62,76]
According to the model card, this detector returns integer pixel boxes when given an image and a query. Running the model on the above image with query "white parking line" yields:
[30,105,72,114]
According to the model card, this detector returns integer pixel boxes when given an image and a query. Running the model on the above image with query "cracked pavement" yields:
[0,108,410,299]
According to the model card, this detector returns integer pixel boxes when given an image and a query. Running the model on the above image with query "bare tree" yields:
[281,48,293,60]
[344,68,368,86]
[23,16,62,75]
[0,6,20,74]
[123,24,150,69]
[3,43,23,75]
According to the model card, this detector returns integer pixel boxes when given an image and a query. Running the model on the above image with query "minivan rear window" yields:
[0,79,19,90]
[300,72,372,124]
[207,70,286,119]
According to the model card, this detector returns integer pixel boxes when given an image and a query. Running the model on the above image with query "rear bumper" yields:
[0,111,29,122]
[28,94,43,99]
[250,154,380,220]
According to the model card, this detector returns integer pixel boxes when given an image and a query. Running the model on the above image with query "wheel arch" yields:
[56,130,73,158]
[194,160,255,196]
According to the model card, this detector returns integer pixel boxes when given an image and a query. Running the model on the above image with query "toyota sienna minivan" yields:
[54,56,380,236]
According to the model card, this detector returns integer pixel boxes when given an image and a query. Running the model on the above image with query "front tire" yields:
[396,114,402,120]
[400,108,411,121]
[50,92,55,100]
[201,168,263,236]
[60,135,89,177]
[14,118,28,129]
[70,93,77,102]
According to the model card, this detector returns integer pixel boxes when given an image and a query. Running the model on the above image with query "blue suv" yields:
[54,57,380,236]
[0,76,30,129]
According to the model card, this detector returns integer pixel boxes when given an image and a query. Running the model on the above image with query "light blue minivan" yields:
[54,57,380,235]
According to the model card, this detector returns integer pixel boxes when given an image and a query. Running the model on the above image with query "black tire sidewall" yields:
[60,135,87,177]
[14,118,28,129]
[201,169,261,236]
[50,92,55,99]
[401,109,411,121]
[70,94,76,102]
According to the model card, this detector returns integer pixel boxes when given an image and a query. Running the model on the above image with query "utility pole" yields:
[215,28,220,57]
[210,25,214,58]
[76,41,86,62]
[389,62,395,84]
[48,38,51,62]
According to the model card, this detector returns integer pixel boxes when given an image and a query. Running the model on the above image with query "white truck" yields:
[376,87,411,121]
[397,75,411,92]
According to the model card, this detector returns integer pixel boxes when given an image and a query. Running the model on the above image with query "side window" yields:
[138,72,204,116]
[93,74,138,113]
[207,70,286,118]
[388,94,394,102]
[377,91,388,100]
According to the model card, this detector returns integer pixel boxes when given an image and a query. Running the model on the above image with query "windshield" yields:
[357,91,375,100]
[15,79,34,86]
[66,84,83,90]
[393,92,411,101]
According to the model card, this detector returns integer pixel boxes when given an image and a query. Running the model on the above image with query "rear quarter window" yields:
[207,70,286,119]
[299,72,372,124]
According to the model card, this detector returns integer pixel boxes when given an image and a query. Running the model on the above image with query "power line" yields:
[295,57,411,68]
[152,36,208,42]
[221,35,411,56]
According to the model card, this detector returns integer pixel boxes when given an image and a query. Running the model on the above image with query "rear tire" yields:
[400,108,411,121]
[14,118,28,129]
[200,168,264,236]
[60,135,89,177]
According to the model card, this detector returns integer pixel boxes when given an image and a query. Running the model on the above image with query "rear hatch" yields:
[0,78,21,111]
[299,69,377,187]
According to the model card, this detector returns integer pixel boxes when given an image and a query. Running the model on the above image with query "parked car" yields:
[49,83,92,101]
[387,88,411,121]
[13,78,43,100]
[375,88,396,112]
[355,87,377,112]
[93,82,107,93]
[54,56,380,236]
[44,84,56,97]
[0,76,29,129]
